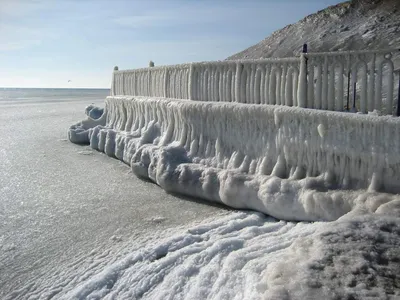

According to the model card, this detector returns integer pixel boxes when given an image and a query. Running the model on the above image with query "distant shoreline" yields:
[0,87,111,90]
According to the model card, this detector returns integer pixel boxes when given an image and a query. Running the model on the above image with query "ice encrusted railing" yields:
[112,64,191,99]
[69,49,400,222]
[304,49,400,114]
[111,49,400,115]
[111,58,302,105]
[69,96,400,221]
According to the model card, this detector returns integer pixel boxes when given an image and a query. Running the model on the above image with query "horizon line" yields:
[0,87,111,90]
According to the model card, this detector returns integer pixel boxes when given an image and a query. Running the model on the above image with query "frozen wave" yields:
[8,212,399,299]
[68,96,400,221]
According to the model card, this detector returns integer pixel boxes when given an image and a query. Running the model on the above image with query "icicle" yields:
[328,64,335,110]
[235,63,242,103]
[382,56,394,115]
[359,62,368,114]
[307,64,315,108]
[315,62,323,109]
[240,67,248,103]
[269,67,279,105]
[375,59,383,112]
[280,63,287,106]
[336,62,344,111]
[322,56,329,110]
[255,68,262,104]
[297,53,307,107]
[368,54,376,112]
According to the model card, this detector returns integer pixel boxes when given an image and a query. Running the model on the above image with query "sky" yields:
[0,0,343,88]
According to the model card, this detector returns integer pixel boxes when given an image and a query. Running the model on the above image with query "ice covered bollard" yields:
[85,104,104,120]
[68,105,107,144]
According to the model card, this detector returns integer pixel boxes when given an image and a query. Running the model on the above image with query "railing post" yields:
[148,61,154,97]
[111,66,118,96]
[346,53,351,111]
[122,72,125,95]
[164,68,169,98]
[189,63,194,100]
[396,71,400,116]
[368,54,376,112]
[147,69,151,97]
[235,62,242,102]
[352,82,357,112]
[298,52,308,108]
[302,43,308,54]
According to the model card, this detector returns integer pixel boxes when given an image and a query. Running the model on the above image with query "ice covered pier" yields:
[70,49,400,221]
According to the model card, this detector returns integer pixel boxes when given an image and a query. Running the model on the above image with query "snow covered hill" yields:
[228,0,400,71]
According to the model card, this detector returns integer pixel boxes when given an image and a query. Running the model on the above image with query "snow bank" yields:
[68,96,400,221]
[13,212,399,299]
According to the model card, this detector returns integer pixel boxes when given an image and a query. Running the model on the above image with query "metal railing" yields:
[303,48,399,114]
[111,47,400,115]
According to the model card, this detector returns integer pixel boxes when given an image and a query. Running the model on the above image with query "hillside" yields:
[228,0,400,65]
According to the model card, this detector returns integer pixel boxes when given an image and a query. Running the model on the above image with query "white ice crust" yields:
[14,212,399,299]
[68,96,400,221]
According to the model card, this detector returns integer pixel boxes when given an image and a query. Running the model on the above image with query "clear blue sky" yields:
[0,0,343,88]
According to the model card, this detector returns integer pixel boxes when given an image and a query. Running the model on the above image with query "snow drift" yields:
[68,96,400,221]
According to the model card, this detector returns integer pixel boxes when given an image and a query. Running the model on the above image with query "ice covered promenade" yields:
[69,49,400,222]
[69,95,400,222]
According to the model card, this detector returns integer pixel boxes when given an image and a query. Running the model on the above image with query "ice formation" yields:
[85,104,104,120]
[10,211,399,299]
[111,49,398,115]
[68,96,400,221]
[68,106,106,144]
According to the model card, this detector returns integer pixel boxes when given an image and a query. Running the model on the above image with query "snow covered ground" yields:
[6,211,400,299]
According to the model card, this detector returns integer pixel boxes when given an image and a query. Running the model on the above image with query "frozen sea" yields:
[0,89,228,298]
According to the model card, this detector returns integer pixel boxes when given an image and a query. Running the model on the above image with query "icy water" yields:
[0,89,228,298]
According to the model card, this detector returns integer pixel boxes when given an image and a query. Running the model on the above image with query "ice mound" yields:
[68,97,400,221]
[20,212,398,299]
[68,105,107,144]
